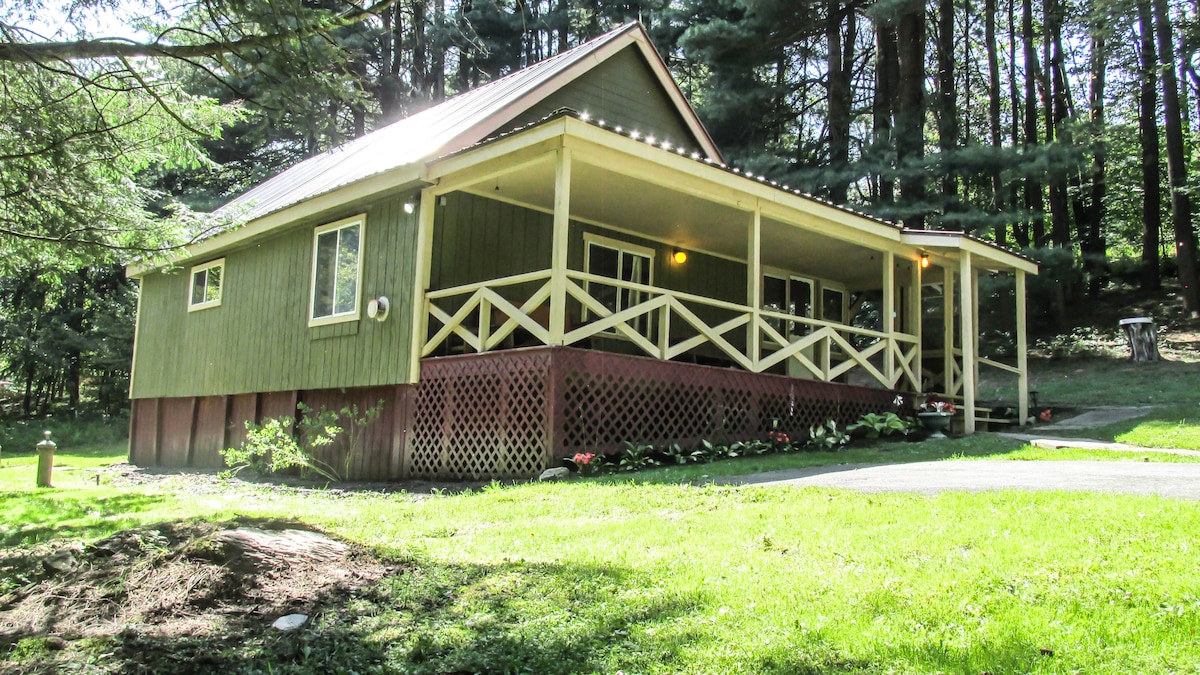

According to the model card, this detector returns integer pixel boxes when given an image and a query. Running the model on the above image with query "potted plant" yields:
[916,395,956,439]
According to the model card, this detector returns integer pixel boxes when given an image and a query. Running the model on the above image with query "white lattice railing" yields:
[422,269,922,391]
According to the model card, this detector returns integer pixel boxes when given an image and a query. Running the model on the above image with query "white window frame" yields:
[188,258,225,312]
[308,215,366,327]
[583,233,655,334]
[762,268,815,336]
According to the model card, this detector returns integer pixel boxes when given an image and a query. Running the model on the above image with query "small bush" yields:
[848,412,914,439]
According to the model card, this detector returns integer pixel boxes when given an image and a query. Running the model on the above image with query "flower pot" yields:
[917,411,954,439]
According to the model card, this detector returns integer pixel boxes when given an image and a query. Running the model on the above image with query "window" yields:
[309,216,364,326]
[762,273,813,336]
[584,234,653,334]
[822,286,846,324]
[188,258,224,311]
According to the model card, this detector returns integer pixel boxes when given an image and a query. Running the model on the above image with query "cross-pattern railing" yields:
[422,269,922,391]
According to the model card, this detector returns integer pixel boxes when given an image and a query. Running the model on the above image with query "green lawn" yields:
[3,355,1200,672]
[3,473,1200,673]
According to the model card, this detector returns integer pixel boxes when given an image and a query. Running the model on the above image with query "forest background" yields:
[0,0,1196,421]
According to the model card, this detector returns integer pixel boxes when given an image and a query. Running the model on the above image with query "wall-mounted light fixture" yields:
[672,249,688,264]
[920,253,930,268]
[367,296,390,322]
[403,202,415,214]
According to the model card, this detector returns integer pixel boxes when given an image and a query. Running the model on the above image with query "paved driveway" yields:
[718,460,1200,500]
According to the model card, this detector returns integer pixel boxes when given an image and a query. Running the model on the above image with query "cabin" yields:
[126,23,1037,480]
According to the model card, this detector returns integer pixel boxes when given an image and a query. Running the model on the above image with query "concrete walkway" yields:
[716,460,1200,499]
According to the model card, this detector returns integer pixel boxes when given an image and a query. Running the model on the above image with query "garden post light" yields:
[36,430,55,488]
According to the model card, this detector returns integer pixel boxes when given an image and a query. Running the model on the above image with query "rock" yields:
[272,614,308,631]
[538,467,570,482]
[42,551,77,575]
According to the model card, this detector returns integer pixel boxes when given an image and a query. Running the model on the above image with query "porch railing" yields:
[422,269,922,391]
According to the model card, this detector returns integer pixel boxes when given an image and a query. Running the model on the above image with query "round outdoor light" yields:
[672,250,688,264]
[920,253,930,268]
[367,296,390,322]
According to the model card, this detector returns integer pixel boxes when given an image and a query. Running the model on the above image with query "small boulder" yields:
[42,551,77,576]
[272,614,309,631]
[538,467,570,482]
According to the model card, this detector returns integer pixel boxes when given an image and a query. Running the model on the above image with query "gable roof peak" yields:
[220,21,718,223]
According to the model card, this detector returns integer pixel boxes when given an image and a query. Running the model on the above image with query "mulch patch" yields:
[0,518,393,673]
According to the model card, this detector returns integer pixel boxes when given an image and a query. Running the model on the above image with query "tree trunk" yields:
[1021,0,1045,246]
[1008,0,1029,247]
[873,17,898,206]
[1153,0,1200,313]
[936,0,958,211]
[827,1,851,203]
[1085,31,1108,296]
[1045,0,1071,248]
[986,0,1005,245]
[1137,0,1163,291]
[896,0,927,229]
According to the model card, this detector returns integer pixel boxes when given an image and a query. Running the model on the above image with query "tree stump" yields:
[1119,317,1159,362]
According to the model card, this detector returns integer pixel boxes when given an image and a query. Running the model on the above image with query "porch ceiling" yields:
[463,153,893,289]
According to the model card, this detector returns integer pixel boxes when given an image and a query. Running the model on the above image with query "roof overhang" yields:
[900,229,1038,275]
[127,165,428,278]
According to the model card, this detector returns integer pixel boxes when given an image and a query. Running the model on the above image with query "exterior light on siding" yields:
[920,253,930,268]
[403,202,415,214]
[367,297,390,322]
[672,250,688,265]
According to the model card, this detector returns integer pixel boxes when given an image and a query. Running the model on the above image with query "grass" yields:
[3,476,1200,673]
[3,349,1200,672]
[979,356,1200,408]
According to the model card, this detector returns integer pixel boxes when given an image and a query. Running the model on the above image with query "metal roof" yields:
[219,22,719,223]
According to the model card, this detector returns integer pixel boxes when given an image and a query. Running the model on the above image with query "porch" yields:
[410,113,1037,432]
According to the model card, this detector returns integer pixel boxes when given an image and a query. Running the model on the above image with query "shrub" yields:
[807,420,851,450]
[848,412,914,439]
[219,401,382,482]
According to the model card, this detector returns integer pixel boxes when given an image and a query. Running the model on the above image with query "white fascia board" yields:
[900,231,1038,275]
[128,166,427,278]
[561,118,906,251]
[423,119,569,185]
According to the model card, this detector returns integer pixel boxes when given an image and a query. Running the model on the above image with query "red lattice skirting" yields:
[129,347,907,481]
[410,347,909,480]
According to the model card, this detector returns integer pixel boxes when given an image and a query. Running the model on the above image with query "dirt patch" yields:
[0,519,392,672]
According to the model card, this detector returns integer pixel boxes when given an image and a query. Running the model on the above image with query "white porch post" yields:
[882,251,896,387]
[549,147,572,344]
[408,187,438,383]
[942,264,955,396]
[909,258,922,392]
[959,251,977,433]
[1016,269,1029,425]
[747,207,762,371]
[972,267,982,393]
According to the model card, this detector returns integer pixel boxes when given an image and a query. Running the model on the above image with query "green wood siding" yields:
[131,192,421,399]
[430,192,746,359]
[506,46,703,156]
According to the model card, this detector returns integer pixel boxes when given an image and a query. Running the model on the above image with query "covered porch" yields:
[409,113,1037,432]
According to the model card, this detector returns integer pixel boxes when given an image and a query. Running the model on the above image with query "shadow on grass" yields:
[4,532,710,675]
[0,491,166,547]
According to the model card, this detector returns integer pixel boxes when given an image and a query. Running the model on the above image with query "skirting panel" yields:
[130,347,908,481]
[407,347,909,480]
[128,385,414,480]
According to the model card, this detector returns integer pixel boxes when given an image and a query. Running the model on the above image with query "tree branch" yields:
[0,0,395,63]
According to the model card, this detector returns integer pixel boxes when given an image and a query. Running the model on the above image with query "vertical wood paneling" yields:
[158,397,195,467]
[192,395,230,468]
[128,398,159,465]
[227,393,258,450]
[506,46,702,156]
[131,190,421,399]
